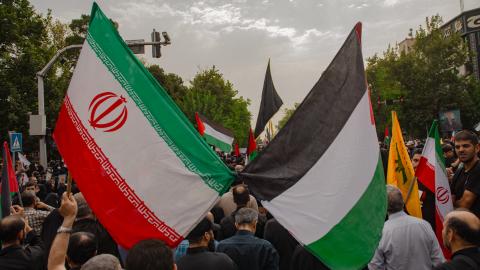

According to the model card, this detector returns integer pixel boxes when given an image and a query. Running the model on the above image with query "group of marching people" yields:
[0,129,480,270]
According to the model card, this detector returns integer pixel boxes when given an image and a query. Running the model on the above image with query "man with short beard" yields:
[434,210,480,269]
[451,131,480,217]
[177,217,236,270]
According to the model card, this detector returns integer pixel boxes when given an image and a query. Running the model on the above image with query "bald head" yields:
[233,184,250,207]
[0,215,25,244]
[443,210,480,249]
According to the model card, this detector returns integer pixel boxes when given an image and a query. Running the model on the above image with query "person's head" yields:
[386,185,404,214]
[454,131,479,163]
[24,181,40,194]
[186,217,215,250]
[406,141,414,149]
[80,254,122,270]
[0,215,27,246]
[126,239,176,270]
[234,165,244,173]
[442,144,455,159]
[21,191,36,208]
[66,232,98,268]
[74,193,94,219]
[233,184,250,208]
[442,210,480,252]
[235,208,258,233]
[411,149,423,170]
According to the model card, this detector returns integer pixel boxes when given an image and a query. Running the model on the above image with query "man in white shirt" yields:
[369,185,445,270]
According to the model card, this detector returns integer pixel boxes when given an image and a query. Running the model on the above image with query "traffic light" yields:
[151,29,161,58]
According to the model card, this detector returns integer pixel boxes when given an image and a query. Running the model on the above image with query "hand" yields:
[446,167,454,182]
[59,192,77,226]
[35,201,50,210]
[10,205,24,217]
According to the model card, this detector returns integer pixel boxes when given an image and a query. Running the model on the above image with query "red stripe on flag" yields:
[54,96,183,249]
[415,157,435,193]
[0,142,19,193]
[195,112,205,136]
[435,208,451,259]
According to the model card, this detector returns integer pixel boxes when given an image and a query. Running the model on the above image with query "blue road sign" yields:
[9,132,22,152]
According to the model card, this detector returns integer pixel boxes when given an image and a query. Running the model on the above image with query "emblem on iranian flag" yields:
[88,92,128,132]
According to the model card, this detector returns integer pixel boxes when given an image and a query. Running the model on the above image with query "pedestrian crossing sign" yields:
[9,132,22,152]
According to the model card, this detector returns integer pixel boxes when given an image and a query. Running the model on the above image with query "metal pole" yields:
[37,75,47,169]
[36,44,83,169]
[460,0,464,13]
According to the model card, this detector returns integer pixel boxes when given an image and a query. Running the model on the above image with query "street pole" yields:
[36,44,83,168]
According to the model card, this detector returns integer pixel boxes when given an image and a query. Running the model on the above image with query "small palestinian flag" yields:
[53,3,234,248]
[240,23,386,269]
[195,112,234,153]
[247,128,257,162]
[1,142,19,218]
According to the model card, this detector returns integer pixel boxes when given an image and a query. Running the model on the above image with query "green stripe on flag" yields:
[204,134,232,153]
[86,3,233,194]
[306,154,386,270]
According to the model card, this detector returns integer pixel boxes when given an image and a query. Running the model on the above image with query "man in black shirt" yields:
[451,131,480,218]
[177,217,236,270]
[0,206,44,270]
[217,208,279,270]
[434,210,480,270]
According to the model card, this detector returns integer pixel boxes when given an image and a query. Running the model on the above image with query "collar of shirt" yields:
[388,211,407,220]
[186,246,208,255]
[452,247,480,259]
[236,230,254,236]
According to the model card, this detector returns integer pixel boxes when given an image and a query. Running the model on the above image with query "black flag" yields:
[254,60,283,138]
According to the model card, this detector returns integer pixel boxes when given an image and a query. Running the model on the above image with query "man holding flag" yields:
[387,111,422,218]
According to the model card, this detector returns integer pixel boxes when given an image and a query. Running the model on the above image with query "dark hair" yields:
[446,217,480,245]
[233,184,250,207]
[67,232,97,266]
[126,239,174,270]
[454,130,479,145]
[25,181,37,189]
[442,144,453,153]
[21,191,36,207]
[186,217,213,243]
[413,148,423,156]
[0,216,25,243]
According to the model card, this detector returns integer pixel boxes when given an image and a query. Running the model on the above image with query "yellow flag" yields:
[387,111,422,218]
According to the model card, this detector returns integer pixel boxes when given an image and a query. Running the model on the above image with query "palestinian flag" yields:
[384,126,390,146]
[415,120,453,257]
[254,59,283,138]
[1,142,19,218]
[195,112,234,153]
[53,3,234,248]
[247,128,257,162]
[240,23,386,269]
[387,111,422,218]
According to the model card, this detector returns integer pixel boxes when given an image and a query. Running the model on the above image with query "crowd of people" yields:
[0,130,480,270]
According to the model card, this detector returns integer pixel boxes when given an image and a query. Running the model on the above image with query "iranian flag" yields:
[53,3,234,248]
[415,120,453,257]
[195,112,234,153]
[240,23,386,269]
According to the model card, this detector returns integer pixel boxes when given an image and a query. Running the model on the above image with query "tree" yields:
[367,15,480,138]
[0,0,56,151]
[147,65,187,102]
[277,103,299,130]
[180,67,251,146]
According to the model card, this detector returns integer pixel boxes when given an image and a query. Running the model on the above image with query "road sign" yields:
[9,132,22,152]
[125,39,145,54]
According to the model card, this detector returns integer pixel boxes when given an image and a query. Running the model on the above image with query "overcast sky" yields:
[31,0,479,125]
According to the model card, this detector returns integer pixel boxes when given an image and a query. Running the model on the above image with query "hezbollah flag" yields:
[240,23,386,269]
[53,3,234,248]
[195,112,234,153]
[1,142,19,218]
[416,120,453,257]
[387,111,422,218]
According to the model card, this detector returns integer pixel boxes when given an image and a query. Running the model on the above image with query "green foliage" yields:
[179,67,251,146]
[147,65,188,102]
[277,103,299,130]
[367,15,480,138]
